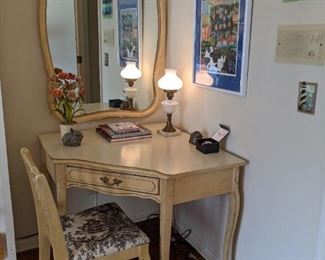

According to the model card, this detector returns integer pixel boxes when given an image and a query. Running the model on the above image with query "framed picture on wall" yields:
[193,0,252,96]
[102,0,113,19]
[117,0,142,67]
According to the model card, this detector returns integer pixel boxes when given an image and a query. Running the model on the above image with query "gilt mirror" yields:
[39,0,166,123]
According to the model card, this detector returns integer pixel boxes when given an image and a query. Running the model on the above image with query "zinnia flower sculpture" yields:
[49,68,86,124]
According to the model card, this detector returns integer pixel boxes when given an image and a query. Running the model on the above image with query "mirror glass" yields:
[46,0,157,113]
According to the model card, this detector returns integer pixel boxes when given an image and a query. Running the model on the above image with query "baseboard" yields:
[174,221,220,260]
[16,235,38,253]
[315,188,325,260]
[131,208,159,223]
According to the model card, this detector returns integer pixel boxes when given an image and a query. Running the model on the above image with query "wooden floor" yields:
[17,218,204,260]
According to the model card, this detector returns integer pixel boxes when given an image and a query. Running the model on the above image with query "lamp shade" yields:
[158,69,183,91]
[120,62,142,80]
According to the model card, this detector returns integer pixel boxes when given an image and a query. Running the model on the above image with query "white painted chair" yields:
[20,147,150,260]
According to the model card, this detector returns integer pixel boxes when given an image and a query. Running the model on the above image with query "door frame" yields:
[0,81,16,259]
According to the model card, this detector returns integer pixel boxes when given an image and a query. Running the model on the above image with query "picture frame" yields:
[117,0,142,68]
[193,0,252,96]
[102,0,113,19]
[297,81,318,115]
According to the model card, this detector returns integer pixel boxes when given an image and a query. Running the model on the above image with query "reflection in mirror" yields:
[47,0,157,113]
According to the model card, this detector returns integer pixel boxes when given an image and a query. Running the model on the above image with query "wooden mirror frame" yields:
[39,0,166,123]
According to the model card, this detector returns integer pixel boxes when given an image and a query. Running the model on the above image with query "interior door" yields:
[74,0,100,103]
[0,81,16,259]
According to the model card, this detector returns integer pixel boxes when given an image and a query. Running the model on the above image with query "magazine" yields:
[96,123,152,142]
[107,122,142,134]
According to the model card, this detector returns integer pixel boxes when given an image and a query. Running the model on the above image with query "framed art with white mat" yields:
[193,0,252,96]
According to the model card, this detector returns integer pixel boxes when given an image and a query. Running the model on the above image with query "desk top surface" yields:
[39,123,245,176]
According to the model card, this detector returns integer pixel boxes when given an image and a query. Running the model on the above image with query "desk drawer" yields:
[66,167,159,195]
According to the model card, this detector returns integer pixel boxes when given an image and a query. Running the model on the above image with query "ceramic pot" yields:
[60,124,76,138]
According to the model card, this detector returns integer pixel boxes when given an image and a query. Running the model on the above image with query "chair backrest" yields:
[20,148,68,260]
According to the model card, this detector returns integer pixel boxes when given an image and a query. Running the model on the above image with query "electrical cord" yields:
[171,206,192,246]
[138,211,192,246]
[171,228,192,246]
[180,229,192,240]
[138,213,159,228]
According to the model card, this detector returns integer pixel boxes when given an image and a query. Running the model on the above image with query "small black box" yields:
[109,99,123,108]
[196,138,219,154]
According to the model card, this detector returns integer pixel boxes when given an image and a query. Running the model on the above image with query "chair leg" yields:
[39,234,51,260]
[139,244,150,260]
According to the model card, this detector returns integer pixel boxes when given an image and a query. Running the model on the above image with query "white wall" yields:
[169,0,325,259]
[47,0,77,73]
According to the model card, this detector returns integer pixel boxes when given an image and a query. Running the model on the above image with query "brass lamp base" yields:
[157,114,181,137]
[127,98,135,111]
[163,114,175,132]
[157,128,181,137]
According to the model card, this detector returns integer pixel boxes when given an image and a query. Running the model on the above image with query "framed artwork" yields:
[102,0,113,19]
[297,81,318,114]
[117,0,142,67]
[193,0,252,96]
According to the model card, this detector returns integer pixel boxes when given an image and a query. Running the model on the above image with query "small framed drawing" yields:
[102,0,113,19]
[117,0,142,67]
[193,0,252,96]
[297,81,318,114]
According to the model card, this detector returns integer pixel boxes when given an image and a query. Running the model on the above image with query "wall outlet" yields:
[104,53,109,67]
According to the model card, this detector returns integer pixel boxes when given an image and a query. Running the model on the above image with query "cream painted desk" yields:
[39,123,246,260]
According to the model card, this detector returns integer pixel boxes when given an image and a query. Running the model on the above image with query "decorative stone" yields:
[189,131,203,145]
[62,128,83,147]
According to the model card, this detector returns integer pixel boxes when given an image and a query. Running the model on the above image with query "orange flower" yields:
[49,69,85,124]
[58,72,68,80]
[51,88,63,99]
[67,90,78,101]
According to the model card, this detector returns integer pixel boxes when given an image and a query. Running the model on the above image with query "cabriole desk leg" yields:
[223,167,241,260]
[159,179,174,260]
[55,164,67,216]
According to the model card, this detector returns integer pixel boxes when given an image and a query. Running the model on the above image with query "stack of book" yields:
[96,122,152,143]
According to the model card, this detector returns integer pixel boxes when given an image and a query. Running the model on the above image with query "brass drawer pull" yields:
[100,176,123,186]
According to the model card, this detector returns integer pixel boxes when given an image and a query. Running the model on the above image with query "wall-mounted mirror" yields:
[39,0,166,123]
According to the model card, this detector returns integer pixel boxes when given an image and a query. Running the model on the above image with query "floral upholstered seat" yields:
[21,148,150,260]
[60,202,150,260]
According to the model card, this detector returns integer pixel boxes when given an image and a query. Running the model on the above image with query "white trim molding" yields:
[0,81,17,259]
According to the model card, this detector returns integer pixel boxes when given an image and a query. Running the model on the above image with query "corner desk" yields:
[39,123,246,260]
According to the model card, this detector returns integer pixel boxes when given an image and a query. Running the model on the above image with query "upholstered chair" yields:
[20,147,150,260]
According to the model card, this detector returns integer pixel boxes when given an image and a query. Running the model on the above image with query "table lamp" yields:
[120,62,142,110]
[157,69,183,136]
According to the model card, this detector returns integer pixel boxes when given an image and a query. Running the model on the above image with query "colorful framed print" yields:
[193,0,252,96]
[117,0,142,67]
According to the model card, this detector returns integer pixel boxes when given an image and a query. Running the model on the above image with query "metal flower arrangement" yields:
[49,68,85,124]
